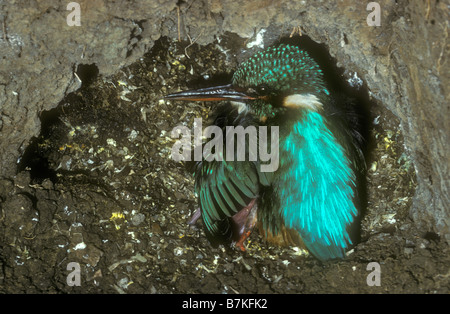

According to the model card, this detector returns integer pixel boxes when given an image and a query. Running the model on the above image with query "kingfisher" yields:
[166,44,365,261]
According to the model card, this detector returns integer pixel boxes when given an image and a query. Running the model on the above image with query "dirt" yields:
[0,36,448,294]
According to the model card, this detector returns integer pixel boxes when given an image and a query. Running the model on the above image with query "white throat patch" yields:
[230,101,249,114]
[283,94,323,111]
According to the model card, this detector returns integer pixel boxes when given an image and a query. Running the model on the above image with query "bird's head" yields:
[166,44,329,120]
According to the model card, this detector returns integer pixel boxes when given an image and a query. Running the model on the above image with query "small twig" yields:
[436,21,448,75]
[2,18,8,43]
[289,27,295,38]
[425,0,431,20]
[289,26,302,37]
[184,0,195,13]
[176,6,181,42]
[184,28,204,59]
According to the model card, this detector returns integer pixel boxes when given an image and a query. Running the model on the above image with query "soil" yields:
[0,36,448,294]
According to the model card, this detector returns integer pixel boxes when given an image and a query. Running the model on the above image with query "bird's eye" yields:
[256,84,270,95]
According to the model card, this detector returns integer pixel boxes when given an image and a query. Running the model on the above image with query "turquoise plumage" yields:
[166,44,364,261]
[273,112,357,260]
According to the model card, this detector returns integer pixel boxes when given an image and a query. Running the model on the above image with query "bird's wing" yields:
[192,103,275,244]
[194,158,261,244]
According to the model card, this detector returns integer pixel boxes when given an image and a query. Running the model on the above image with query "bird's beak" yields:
[165,84,255,102]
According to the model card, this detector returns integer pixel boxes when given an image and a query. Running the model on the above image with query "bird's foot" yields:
[235,230,252,251]
[231,199,258,251]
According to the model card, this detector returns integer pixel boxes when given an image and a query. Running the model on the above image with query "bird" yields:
[166,44,365,261]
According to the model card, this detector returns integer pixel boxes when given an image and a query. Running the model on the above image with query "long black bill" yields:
[165,84,254,102]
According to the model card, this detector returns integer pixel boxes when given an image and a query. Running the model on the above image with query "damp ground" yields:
[0,36,448,293]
